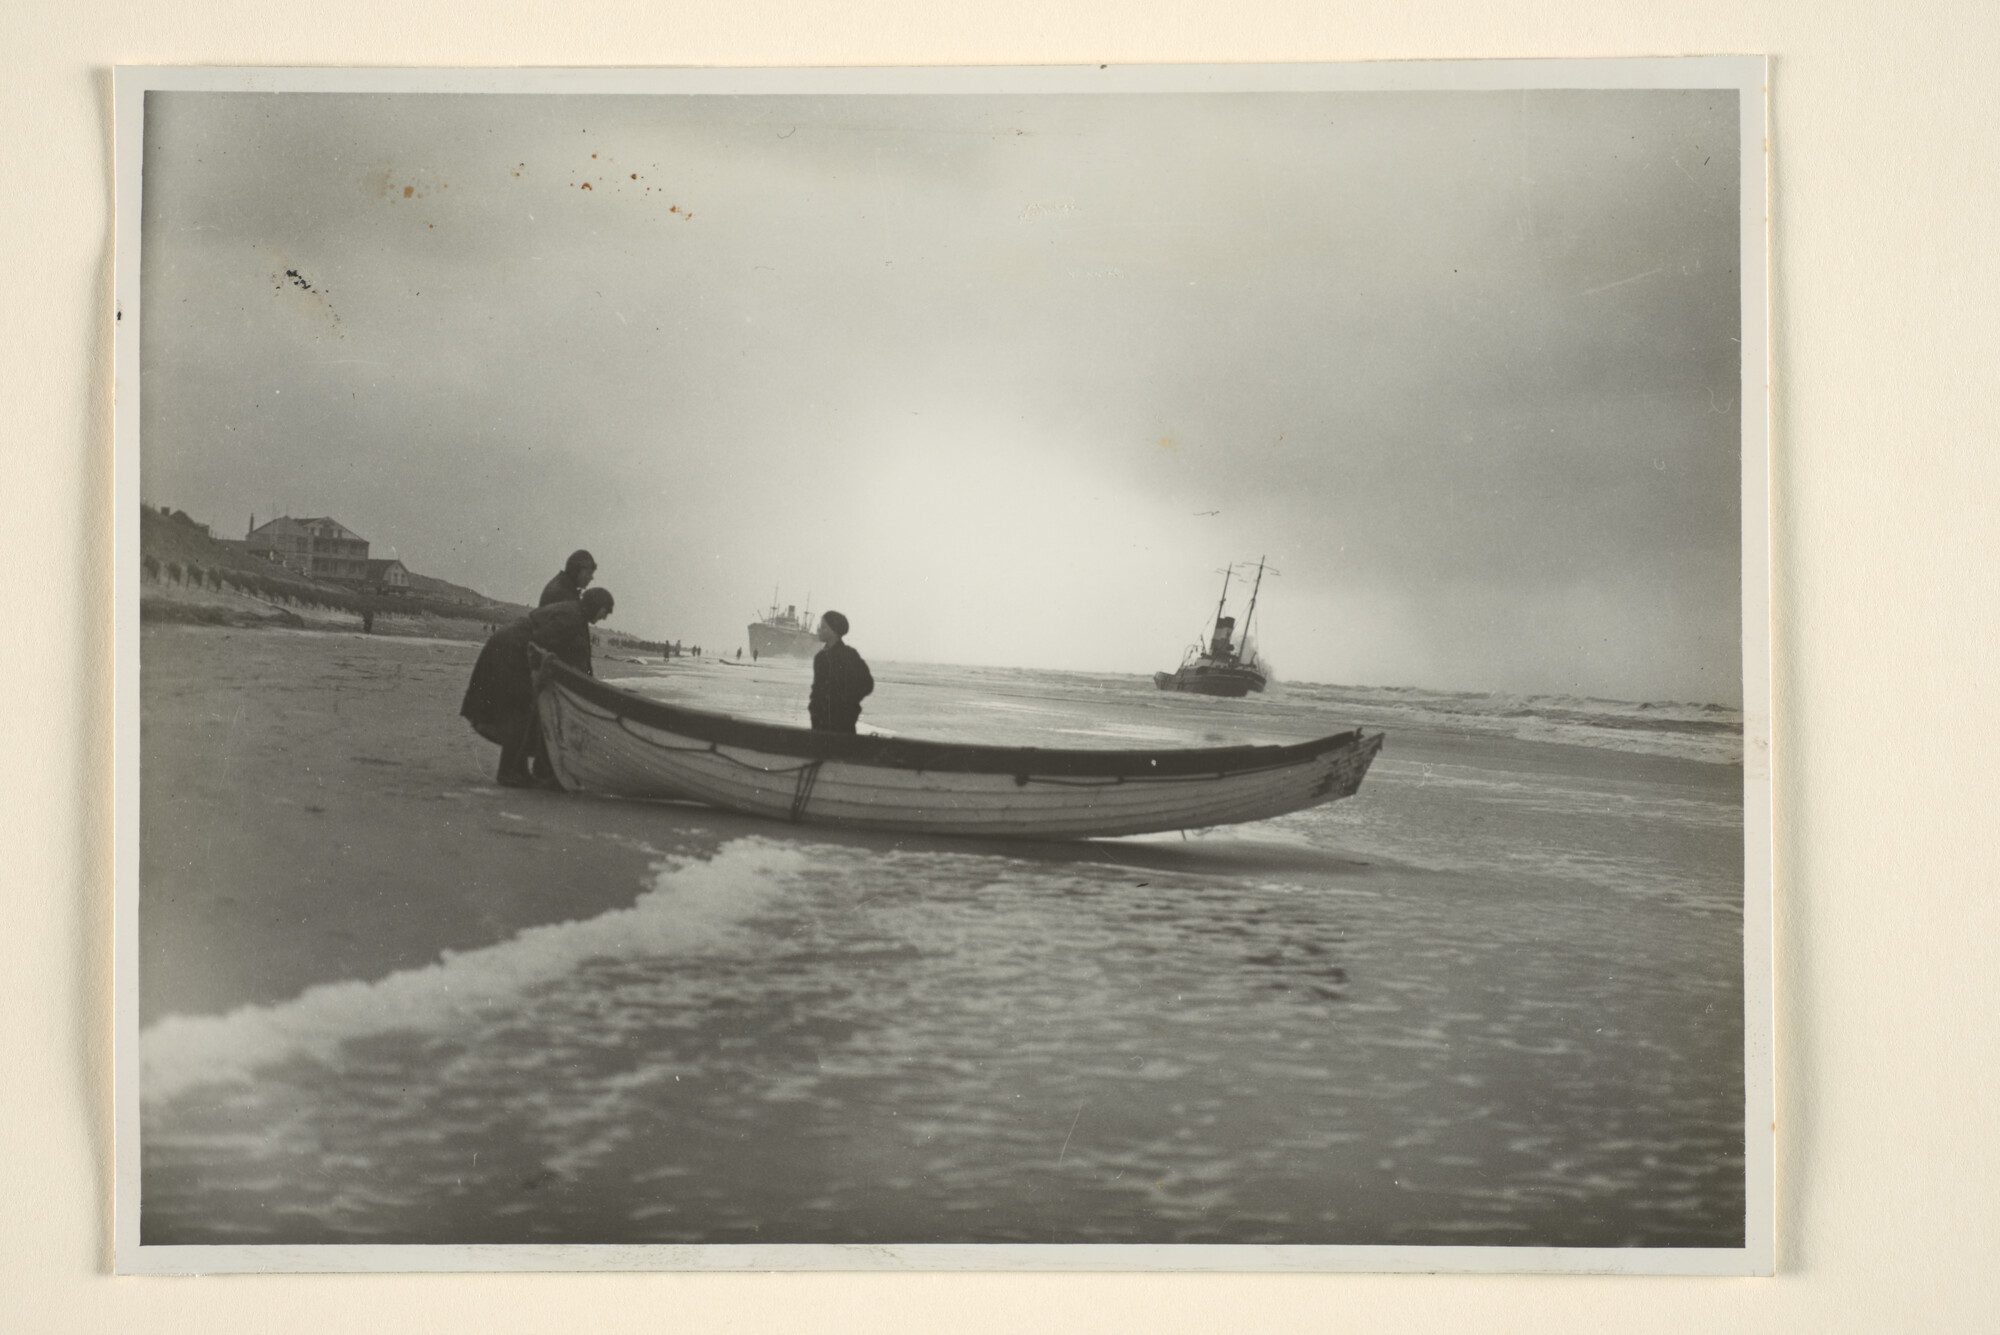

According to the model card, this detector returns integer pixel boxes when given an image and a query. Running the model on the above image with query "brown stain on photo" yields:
[367,166,443,202]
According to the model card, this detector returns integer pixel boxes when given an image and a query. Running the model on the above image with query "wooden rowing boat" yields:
[531,653,1383,839]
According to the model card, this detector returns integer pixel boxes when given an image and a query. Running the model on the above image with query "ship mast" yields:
[1239,556,1267,666]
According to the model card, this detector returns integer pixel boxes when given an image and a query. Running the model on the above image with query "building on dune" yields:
[363,558,410,593]
[244,516,371,583]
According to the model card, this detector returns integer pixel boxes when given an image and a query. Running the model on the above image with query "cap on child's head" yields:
[581,587,614,615]
[821,610,849,636]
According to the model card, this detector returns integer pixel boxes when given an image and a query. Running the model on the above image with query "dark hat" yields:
[566,549,597,572]
[821,609,849,636]
[581,587,614,615]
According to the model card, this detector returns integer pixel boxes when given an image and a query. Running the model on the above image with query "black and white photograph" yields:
[113,61,1771,1272]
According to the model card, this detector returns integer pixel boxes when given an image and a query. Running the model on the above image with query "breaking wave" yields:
[141,838,808,1104]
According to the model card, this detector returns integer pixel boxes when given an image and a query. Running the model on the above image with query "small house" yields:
[363,558,411,593]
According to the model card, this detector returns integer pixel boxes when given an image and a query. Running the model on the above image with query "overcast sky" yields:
[140,87,1743,703]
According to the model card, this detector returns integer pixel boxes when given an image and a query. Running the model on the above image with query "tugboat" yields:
[746,590,820,659]
[1154,558,1271,698]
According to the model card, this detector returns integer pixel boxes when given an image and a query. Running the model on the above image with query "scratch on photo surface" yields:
[1577,267,1663,298]
[1058,1099,1087,1166]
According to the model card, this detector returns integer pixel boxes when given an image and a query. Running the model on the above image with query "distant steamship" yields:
[747,591,820,658]
[1154,558,1272,698]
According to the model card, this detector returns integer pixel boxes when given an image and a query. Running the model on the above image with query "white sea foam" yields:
[1282,682,1745,764]
[141,838,809,1104]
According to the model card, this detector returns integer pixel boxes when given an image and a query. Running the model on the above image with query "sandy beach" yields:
[139,623,721,1024]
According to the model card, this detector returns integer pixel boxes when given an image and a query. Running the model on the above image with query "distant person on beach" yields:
[461,587,615,787]
[808,610,873,733]
[539,549,597,607]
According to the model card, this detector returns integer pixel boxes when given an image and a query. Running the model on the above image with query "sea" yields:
[141,658,1748,1250]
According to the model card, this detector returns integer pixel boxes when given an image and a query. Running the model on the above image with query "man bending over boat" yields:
[809,610,873,733]
[461,586,615,787]
[539,549,598,607]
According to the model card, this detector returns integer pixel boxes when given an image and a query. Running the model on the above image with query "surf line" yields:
[139,837,810,1105]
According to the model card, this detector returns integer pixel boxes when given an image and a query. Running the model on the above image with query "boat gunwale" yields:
[540,654,1367,779]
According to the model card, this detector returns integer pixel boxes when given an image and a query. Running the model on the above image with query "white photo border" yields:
[112,56,1772,1276]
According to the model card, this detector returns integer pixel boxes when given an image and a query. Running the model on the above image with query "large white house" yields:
[244,516,371,583]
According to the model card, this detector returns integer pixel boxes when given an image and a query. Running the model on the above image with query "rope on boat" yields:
[561,693,821,778]
[790,761,823,822]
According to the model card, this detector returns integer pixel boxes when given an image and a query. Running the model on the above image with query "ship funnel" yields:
[1210,615,1236,657]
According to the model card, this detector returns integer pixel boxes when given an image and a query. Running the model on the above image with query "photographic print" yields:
[113,61,1771,1273]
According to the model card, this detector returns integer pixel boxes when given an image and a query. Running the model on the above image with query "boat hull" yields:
[535,658,1380,839]
[747,622,819,658]
[1154,662,1268,697]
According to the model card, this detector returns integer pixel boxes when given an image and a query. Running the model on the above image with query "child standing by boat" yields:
[809,610,873,733]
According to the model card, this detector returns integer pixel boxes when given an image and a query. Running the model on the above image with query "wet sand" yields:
[139,625,730,1024]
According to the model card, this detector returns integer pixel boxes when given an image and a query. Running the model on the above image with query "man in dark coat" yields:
[808,609,873,733]
[461,587,615,786]
[539,549,598,607]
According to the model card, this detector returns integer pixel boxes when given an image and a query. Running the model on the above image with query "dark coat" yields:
[539,569,587,607]
[809,641,874,732]
[460,601,596,742]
